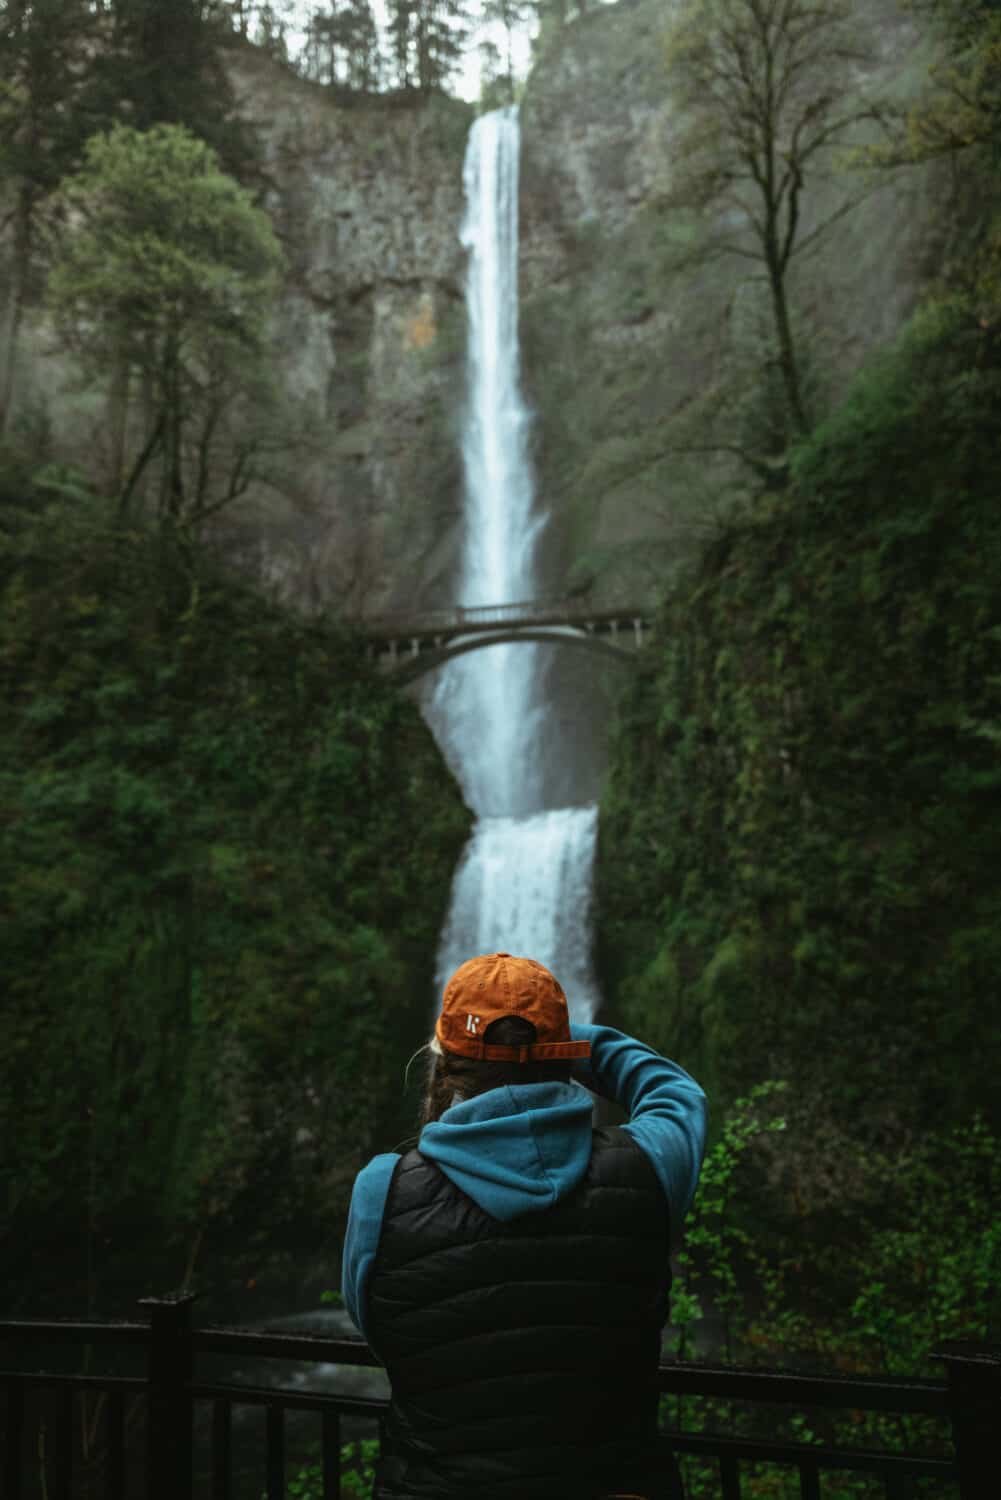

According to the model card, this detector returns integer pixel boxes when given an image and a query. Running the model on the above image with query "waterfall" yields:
[424,106,601,1022]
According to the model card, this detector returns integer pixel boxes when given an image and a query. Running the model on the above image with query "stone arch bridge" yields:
[361,599,654,685]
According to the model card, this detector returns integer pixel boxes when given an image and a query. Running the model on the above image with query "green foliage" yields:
[261,1438,379,1500]
[86,0,257,178]
[662,1090,1000,1497]
[383,0,473,93]
[304,0,382,91]
[870,0,1001,161]
[597,288,1001,1176]
[0,486,471,1310]
[48,121,282,373]
[0,0,94,193]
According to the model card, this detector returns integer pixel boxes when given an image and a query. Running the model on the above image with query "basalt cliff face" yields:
[8,1,946,617]
[192,52,475,618]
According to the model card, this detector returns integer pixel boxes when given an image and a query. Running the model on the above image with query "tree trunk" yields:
[767,262,808,439]
[0,185,33,440]
[106,356,132,497]
[117,410,163,522]
[159,331,185,522]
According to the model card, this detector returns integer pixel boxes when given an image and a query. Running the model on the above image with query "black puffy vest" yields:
[366,1125,678,1500]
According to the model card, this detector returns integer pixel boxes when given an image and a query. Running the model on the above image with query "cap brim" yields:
[440,1036,591,1064]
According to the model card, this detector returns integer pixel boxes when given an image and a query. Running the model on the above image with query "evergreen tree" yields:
[306,2,381,90]
[0,0,96,436]
[387,0,417,88]
[415,0,472,93]
[387,0,471,93]
[480,0,533,100]
[249,0,298,62]
[84,0,255,179]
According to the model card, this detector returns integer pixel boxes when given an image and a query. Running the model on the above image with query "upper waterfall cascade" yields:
[424,106,601,1020]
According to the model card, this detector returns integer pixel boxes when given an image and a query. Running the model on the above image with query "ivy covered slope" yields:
[0,482,471,1312]
[596,295,1001,1176]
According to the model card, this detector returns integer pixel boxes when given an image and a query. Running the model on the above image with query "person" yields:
[342,951,708,1500]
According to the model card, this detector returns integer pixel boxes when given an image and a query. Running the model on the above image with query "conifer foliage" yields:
[0,0,96,434]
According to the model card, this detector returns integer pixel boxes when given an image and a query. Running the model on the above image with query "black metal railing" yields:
[3,1296,998,1499]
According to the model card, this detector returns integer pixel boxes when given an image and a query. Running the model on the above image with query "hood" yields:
[417,1080,594,1222]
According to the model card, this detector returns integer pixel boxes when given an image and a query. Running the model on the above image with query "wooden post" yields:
[934,1341,1001,1498]
[139,1293,198,1500]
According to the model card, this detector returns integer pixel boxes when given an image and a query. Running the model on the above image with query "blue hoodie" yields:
[341,1022,707,1342]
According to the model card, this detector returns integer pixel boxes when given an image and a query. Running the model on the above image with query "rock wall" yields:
[220,52,474,616]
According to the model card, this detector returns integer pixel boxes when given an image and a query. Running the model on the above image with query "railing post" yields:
[139,1293,198,1500]
[934,1341,1001,1499]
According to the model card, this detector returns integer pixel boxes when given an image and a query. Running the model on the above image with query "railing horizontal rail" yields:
[664,1432,956,1477]
[1,1327,952,1411]
[0,1319,149,1345]
[657,1359,950,1415]
[3,1371,145,1392]
[2,1372,385,1417]
[191,1383,387,1416]
[189,1329,382,1364]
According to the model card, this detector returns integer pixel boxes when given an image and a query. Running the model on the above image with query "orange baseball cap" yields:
[436,952,591,1063]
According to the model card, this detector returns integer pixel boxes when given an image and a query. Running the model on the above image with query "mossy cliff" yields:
[595,295,1001,1209]
[0,483,471,1315]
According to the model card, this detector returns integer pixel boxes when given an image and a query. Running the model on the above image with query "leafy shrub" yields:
[662,1089,999,1498]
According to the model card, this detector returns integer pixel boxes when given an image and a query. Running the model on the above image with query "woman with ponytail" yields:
[342,952,707,1500]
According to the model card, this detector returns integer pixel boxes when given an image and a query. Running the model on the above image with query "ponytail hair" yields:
[420,1015,573,1127]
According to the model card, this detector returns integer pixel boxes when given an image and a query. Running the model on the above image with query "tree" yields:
[47,125,284,532]
[249,0,300,62]
[662,0,887,439]
[84,0,255,179]
[387,0,472,92]
[386,0,415,87]
[864,0,1001,163]
[480,0,534,101]
[0,0,96,437]
[305,1,382,90]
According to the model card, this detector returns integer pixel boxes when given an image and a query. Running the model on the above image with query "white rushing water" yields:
[426,106,601,1021]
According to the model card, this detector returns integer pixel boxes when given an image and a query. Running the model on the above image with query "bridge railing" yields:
[362,598,650,640]
[3,1297,998,1499]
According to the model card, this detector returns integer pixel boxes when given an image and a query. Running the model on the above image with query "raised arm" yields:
[571,1022,708,1228]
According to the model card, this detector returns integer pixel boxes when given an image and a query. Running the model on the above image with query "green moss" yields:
[596,293,1001,1147]
[0,487,471,1311]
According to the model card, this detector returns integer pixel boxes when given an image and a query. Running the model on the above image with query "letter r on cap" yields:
[466,1014,481,1033]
